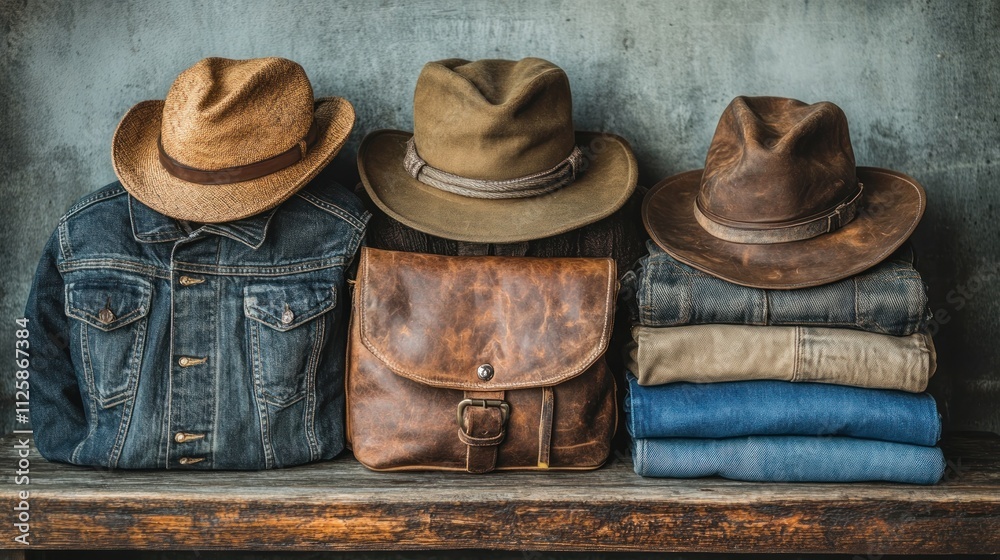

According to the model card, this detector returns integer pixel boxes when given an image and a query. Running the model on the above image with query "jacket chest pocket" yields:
[65,277,152,409]
[244,281,338,408]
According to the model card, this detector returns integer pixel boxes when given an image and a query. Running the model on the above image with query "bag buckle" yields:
[456,398,510,431]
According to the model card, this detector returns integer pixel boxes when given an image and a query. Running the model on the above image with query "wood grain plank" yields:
[0,433,997,553]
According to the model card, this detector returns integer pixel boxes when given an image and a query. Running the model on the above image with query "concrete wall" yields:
[1,0,998,438]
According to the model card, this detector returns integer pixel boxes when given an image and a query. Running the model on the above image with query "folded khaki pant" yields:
[627,325,936,392]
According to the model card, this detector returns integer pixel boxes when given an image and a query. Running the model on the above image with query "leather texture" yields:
[698,97,859,228]
[642,96,926,289]
[347,247,618,472]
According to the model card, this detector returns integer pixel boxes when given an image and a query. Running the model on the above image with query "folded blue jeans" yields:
[632,436,945,484]
[625,375,941,446]
[621,240,930,335]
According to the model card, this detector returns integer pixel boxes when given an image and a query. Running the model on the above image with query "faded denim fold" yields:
[625,374,941,445]
[632,436,946,484]
[620,240,930,335]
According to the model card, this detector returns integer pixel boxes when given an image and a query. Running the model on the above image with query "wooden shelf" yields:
[1,432,998,554]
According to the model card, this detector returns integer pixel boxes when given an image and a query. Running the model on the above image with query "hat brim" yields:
[112,97,355,223]
[642,167,926,289]
[358,130,637,243]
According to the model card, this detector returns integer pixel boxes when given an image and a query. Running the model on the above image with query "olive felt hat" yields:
[112,57,355,223]
[642,96,926,289]
[358,57,638,243]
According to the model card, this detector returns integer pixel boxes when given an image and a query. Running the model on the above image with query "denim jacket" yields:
[24,181,369,470]
[621,240,931,335]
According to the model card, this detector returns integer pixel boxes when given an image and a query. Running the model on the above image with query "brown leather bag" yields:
[346,247,618,472]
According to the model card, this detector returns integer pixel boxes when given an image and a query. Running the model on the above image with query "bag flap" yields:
[357,248,617,390]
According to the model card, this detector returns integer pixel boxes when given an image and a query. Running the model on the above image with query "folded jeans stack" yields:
[622,241,945,484]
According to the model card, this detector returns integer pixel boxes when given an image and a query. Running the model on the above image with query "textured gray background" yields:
[7,0,998,433]
[1,0,998,557]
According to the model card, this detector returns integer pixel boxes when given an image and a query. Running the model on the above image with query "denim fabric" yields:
[620,240,930,335]
[24,181,369,470]
[628,324,936,392]
[632,436,945,484]
[625,374,941,445]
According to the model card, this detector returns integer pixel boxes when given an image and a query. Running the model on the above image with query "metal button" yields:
[97,296,116,324]
[178,356,208,367]
[178,457,205,466]
[281,305,295,325]
[477,363,494,381]
[179,275,204,286]
[174,432,205,444]
[97,308,116,324]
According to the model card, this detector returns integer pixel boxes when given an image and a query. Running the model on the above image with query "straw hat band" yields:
[402,137,584,200]
[693,182,865,244]
[156,120,319,185]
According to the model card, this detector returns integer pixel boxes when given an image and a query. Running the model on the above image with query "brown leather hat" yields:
[113,57,355,223]
[643,96,926,289]
[358,57,637,243]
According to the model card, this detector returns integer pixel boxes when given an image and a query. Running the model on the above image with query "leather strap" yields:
[157,121,319,185]
[694,182,865,244]
[404,138,584,200]
[460,390,506,473]
[537,387,555,468]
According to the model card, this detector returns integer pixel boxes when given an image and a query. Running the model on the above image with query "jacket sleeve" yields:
[23,226,88,463]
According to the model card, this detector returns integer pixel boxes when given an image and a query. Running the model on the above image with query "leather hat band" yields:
[694,182,865,244]
[157,121,319,185]
[403,138,584,200]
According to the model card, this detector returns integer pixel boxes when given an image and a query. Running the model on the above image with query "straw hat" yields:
[358,58,637,243]
[642,96,926,289]
[112,57,354,223]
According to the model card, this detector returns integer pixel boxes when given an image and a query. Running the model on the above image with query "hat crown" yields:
[698,96,858,225]
[160,57,315,170]
[411,57,576,181]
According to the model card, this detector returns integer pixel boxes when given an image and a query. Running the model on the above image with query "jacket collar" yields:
[128,195,277,249]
